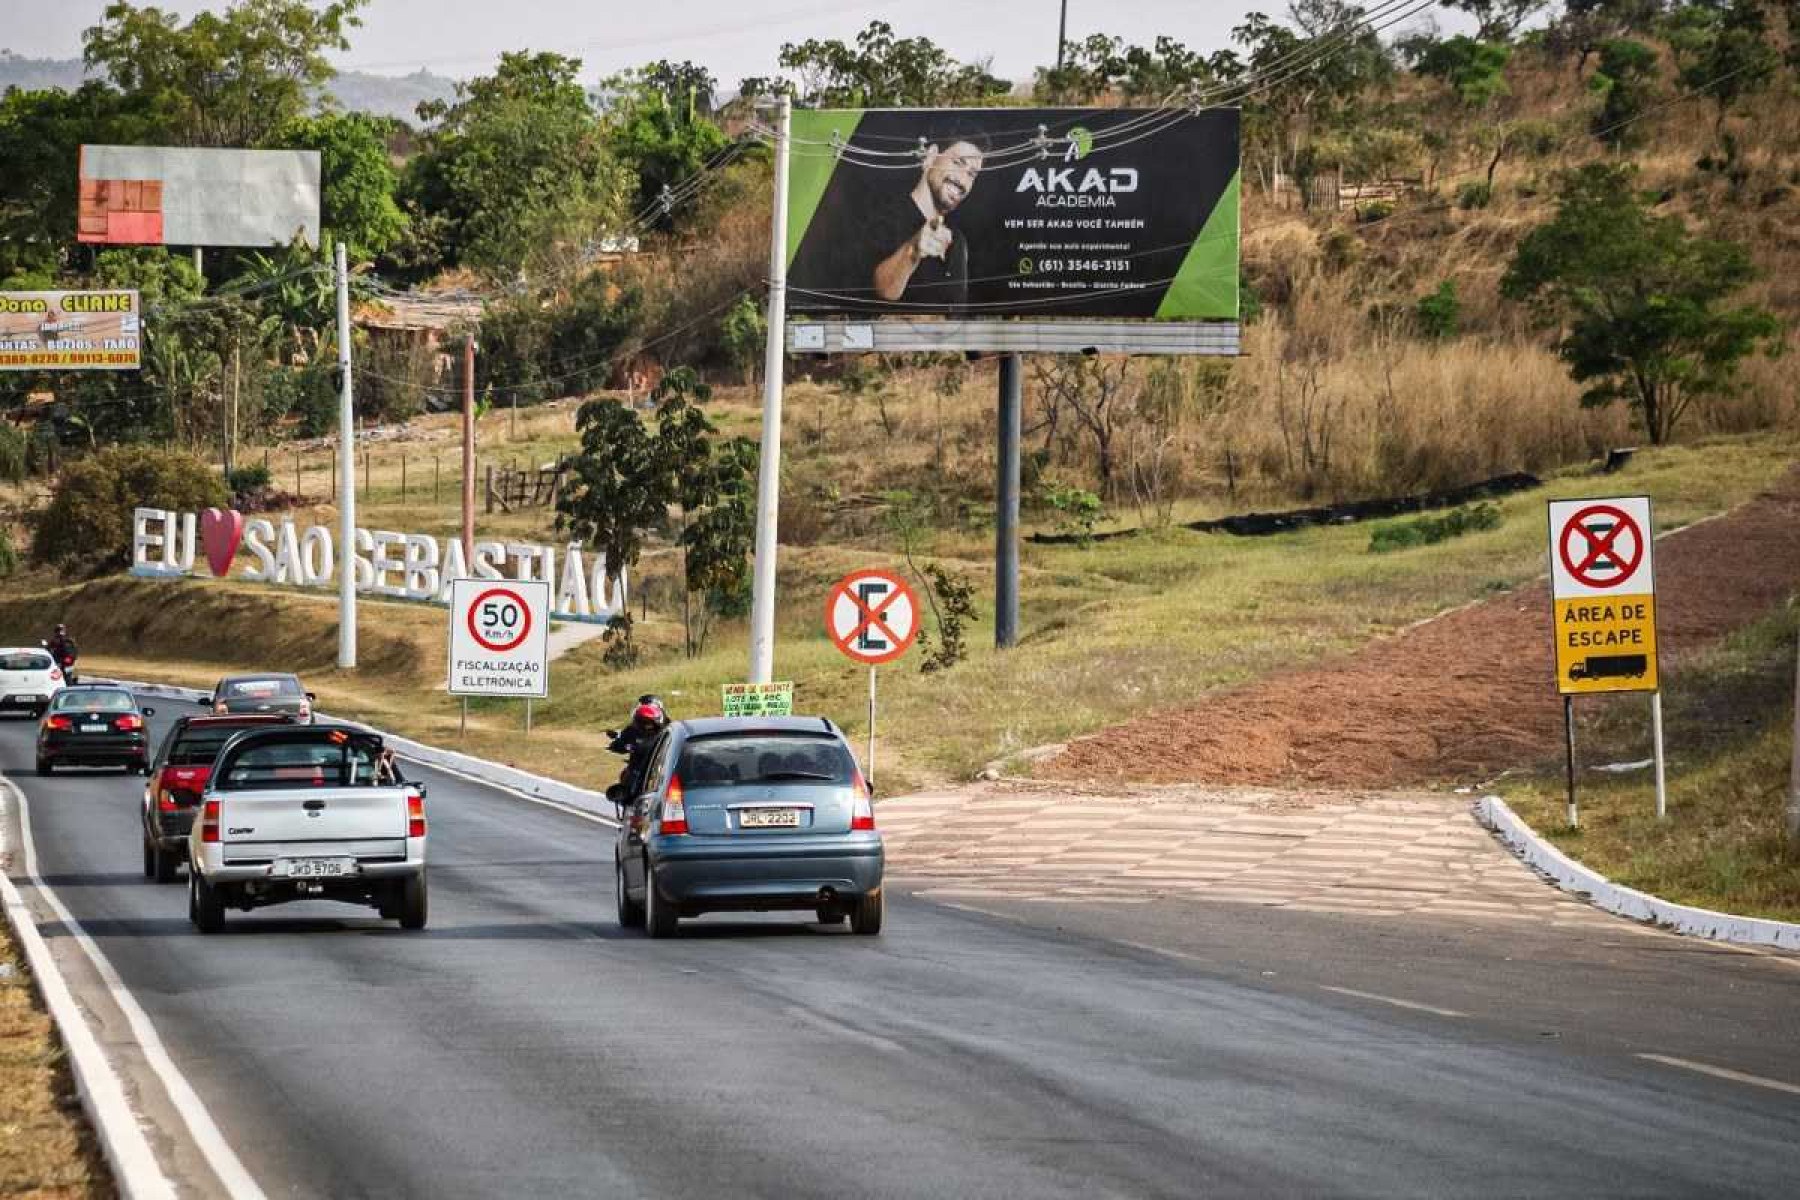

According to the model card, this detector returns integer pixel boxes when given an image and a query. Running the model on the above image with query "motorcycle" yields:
[41,640,78,685]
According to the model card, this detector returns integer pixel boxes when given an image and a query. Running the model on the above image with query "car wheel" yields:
[153,841,179,884]
[398,871,428,931]
[615,861,644,928]
[644,868,678,939]
[35,757,51,776]
[849,889,884,936]
[816,906,846,926]
[141,832,156,880]
[189,871,226,934]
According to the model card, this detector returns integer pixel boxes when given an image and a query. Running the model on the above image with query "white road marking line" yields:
[404,757,619,828]
[2,779,268,1200]
[1636,1054,1800,1097]
[1319,984,1468,1018]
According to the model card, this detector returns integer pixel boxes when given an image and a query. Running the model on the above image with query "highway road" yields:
[3,694,1799,1199]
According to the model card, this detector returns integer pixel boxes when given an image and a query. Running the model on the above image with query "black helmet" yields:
[54,623,66,634]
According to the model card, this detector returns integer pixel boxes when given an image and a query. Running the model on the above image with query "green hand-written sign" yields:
[722,682,795,718]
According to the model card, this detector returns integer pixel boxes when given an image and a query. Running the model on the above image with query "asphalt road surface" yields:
[3,695,1799,1199]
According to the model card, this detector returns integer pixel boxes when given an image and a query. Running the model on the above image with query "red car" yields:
[140,713,295,883]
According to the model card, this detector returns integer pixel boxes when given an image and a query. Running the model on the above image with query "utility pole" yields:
[747,94,791,685]
[1057,0,1069,71]
[462,334,476,570]
[333,241,357,670]
[996,354,1022,648]
[1789,629,1800,842]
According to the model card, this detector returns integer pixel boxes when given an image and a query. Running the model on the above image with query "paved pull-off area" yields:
[4,699,1799,1199]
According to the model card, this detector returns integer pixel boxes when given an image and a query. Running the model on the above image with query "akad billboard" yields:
[0,290,141,370]
[79,145,322,248]
[784,108,1239,321]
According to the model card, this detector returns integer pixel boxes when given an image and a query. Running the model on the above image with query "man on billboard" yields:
[868,134,987,310]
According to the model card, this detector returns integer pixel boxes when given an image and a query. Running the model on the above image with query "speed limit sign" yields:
[448,578,551,698]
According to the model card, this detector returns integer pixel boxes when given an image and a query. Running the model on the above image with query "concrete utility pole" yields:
[1789,630,1800,842]
[748,94,791,685]
[333,241,357,670]
[996,354,1022,648]
[462,335,477,570]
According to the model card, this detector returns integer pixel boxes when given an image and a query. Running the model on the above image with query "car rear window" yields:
[167,727,238,766]
[0,652,52,671]
[676,734,855,788]
[219,736,383,789]
[51,690,134,713]
[224,676,302,698]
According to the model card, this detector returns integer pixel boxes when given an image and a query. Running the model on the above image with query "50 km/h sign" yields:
[1548,497,1658,695]
[448,578,551,698]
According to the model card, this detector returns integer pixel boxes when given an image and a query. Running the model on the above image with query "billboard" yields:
[0,290,141,371]
[79,145,321,248]
[784,108,1239,322]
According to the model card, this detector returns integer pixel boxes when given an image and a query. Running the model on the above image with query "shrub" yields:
[1413,280,1461,341]
[1042,481,1105,546]
[1368,502,1502,553]
[1457,180,1493,210]
[915,563,977,674]
[34,446,229,571]
[0,528,16,578]
[0,423,27,483]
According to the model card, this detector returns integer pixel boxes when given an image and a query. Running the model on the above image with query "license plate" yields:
[740,808,800,829]
[81,723,108,733]
[276,857,355,879]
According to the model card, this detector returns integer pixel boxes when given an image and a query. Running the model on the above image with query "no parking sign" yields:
[448,578,551,698]
[1547,497,1658,696]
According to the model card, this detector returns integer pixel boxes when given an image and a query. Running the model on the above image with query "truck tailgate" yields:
[220,786,409,848]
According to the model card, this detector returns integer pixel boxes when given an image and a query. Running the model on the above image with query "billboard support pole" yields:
[334,240,357,671]
[996,353,1022,648]
[748,94,791,685]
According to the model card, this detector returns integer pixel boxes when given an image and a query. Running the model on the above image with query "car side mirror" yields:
[306,692,317,702]
[412,782,428,799]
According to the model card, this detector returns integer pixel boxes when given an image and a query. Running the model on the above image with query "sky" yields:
[0,0,1452,90]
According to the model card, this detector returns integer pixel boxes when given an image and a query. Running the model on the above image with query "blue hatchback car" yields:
[614,716,884,937]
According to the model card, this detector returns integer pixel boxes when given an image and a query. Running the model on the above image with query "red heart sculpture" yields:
[200,508,245,577]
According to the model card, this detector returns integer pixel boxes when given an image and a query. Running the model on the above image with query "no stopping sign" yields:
[448,578,551,697]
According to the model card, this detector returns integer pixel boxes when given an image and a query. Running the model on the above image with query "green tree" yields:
[654,370,755,657]
[747,20,1008,107]
[1034,33,1233,103]
[1590,38,1660,148]
[601,63,732,231]
[556,398,667,596]
[1661,0,1780,135]
[82,0,364,147]
[719,294,766,385]
[402,52,629,277]
[33,445,228,571]
[1501,163,1781,445]
[276,112,406,259]
[0,84,138,279]
[1442,0,1552,41]
[1545,0,1666,74]
[1416,36,1512,107]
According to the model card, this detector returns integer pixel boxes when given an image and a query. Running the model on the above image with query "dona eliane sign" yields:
[130,507,627,622]
[783,107,1239,320]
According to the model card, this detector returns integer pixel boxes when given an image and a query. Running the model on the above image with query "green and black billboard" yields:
[785,107,1240,321]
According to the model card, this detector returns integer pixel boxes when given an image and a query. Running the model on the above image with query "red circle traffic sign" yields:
[466,586,533,652]
[825,569,920,665]
[1558,504,1644,590]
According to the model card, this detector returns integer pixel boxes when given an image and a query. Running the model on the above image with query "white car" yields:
[186,724,429,932]
[0,647,65,718]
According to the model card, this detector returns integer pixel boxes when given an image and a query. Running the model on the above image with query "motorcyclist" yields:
[607,697,669,801]
[45,624,78,682]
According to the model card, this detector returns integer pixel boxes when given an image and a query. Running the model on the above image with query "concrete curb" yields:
[106,679,617,824]
[1477,795,1800,952]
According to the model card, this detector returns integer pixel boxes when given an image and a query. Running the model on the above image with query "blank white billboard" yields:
[80,145,322,248]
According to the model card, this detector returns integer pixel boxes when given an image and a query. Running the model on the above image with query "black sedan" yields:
[207,673,314,721]
[38,686,156,775]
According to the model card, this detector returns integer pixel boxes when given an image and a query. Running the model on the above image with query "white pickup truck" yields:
[186,724,428,932]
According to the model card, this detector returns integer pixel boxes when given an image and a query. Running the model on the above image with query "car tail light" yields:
[850,767,876,831]
[45,715,72,731]
[407,791,426,839]
[49,668,62,682]
[115,714,144,732]
[298,701,311,720]
[659,775,689,836]
[200,799,220,843]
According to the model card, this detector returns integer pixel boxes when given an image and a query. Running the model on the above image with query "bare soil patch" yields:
[1047,469,1800,789]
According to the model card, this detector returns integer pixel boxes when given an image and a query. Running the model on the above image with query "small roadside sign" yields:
[1547,497,1658,695]
[448,578,551,699]
[723,681,795,717]
[825,568,919,665]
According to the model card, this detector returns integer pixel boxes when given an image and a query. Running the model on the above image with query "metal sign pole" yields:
[867,665,877,793]
[334,240,357,670]
[525,697,533,737]
[1651,691,1668,820]
[460,697,468,740]
[1564,695,1578,829]
[747,94,792,685]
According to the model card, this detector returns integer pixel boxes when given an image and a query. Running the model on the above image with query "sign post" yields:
[1548,496,1663,823]
[448,579,552,729]
[825,568,920,791]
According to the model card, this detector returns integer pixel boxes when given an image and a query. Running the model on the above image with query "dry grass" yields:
[1500,603,1800,922]
[0,937,112,1198]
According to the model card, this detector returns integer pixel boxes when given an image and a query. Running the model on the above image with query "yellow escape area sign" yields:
[1554,596,1657,693]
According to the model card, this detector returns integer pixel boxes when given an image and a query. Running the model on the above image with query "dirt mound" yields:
[1047,470,1800,789]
